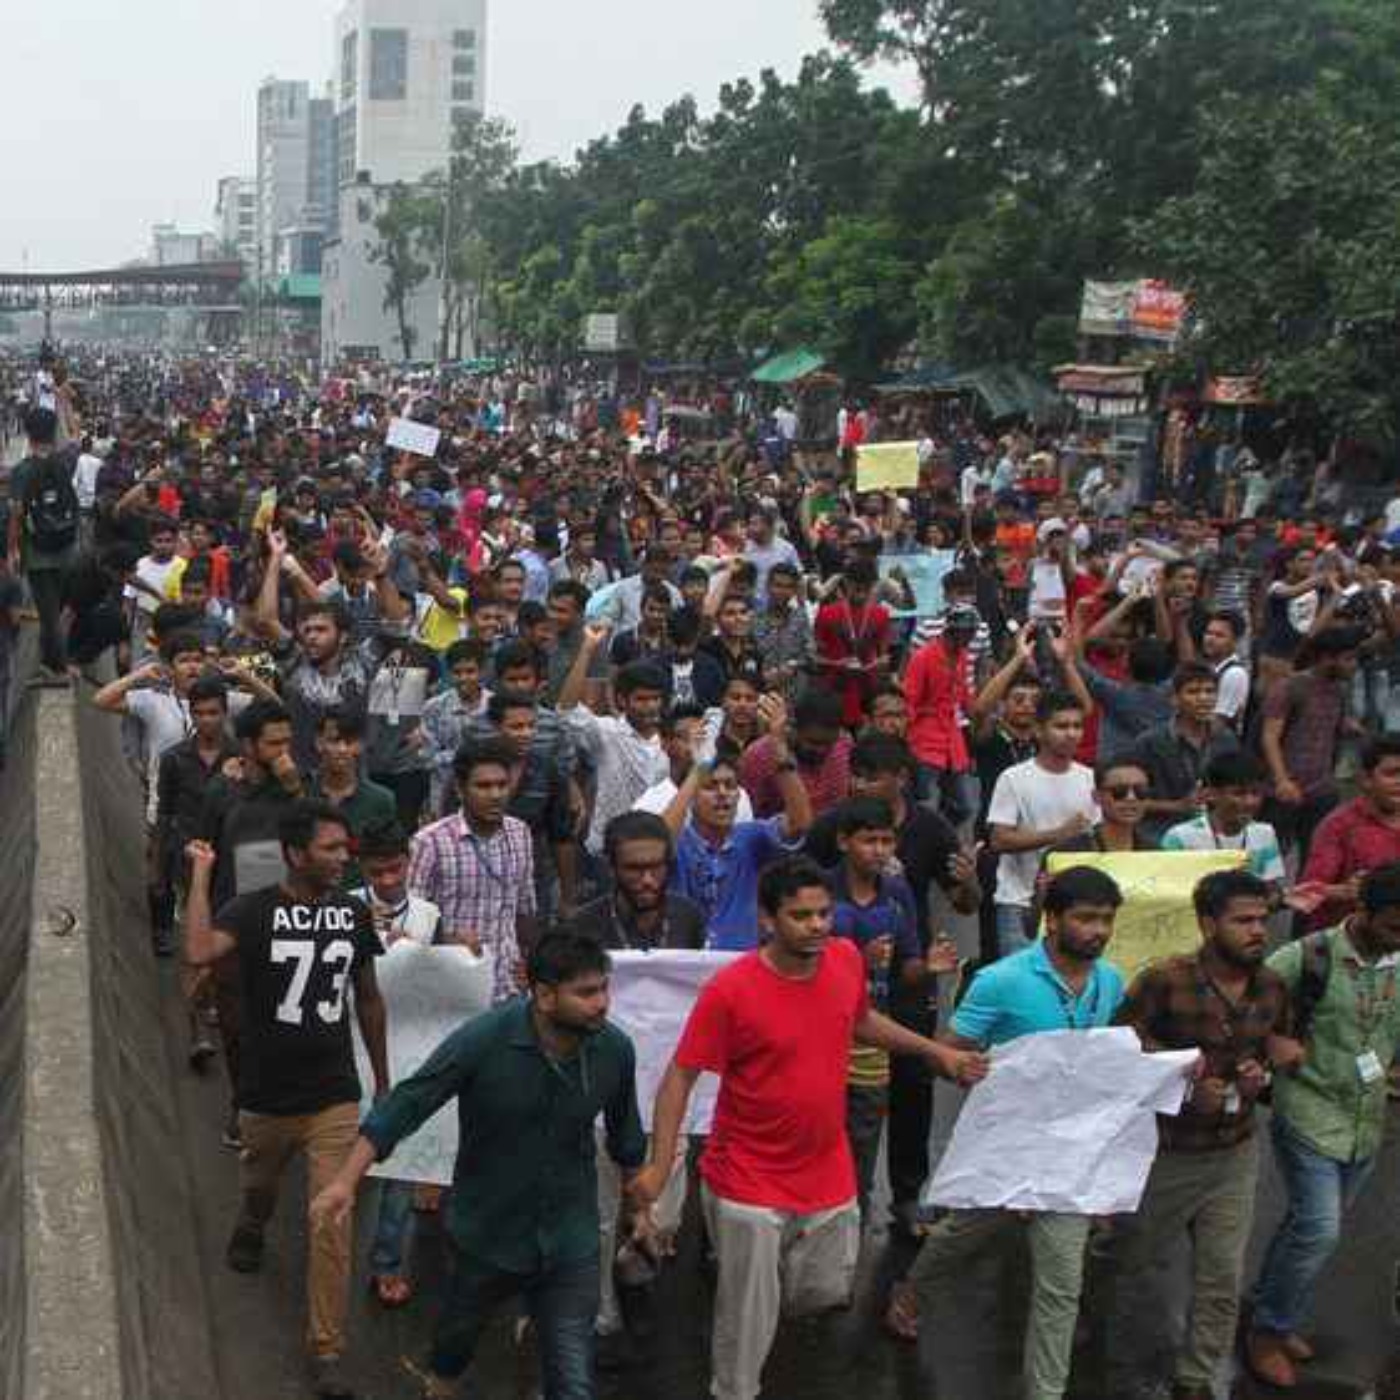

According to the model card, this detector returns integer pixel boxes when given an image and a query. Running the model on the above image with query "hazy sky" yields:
[0,0,913,272]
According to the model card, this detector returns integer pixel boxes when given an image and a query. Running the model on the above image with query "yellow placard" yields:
[252,488,279,533]
[1044,850,1246,983]
[856,441,920,492]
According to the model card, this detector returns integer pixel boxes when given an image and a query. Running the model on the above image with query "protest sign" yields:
[879,549,957,618]
[1045,850,1245,983]
[926,1027,1195,1214]
[354,942,493,1186]
[606,950,740,1133]
[386,416,442,458]
[856,441,919,492]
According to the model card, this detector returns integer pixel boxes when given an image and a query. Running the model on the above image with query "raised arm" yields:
[182,840,237,966]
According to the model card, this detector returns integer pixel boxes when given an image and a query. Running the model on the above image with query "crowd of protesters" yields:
[5,345,1400,1400]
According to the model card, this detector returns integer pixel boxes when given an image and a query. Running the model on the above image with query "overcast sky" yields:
[0,0,913,271]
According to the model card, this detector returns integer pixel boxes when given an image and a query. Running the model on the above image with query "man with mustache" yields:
[1106,869,1293,1400]
[311,933,647,1400]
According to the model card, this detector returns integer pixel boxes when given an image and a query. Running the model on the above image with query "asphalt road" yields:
[155,941,1400,1400]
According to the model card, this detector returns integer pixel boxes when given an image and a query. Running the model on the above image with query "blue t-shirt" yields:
[951,940,1125,1048]
[672,816,797,951]
[826,866,920,1008]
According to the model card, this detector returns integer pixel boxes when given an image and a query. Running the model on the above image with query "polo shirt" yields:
[672,816,798,951]
[951,940,1126,1048]
[360,998,646,1272]
[1162,814,1284,883]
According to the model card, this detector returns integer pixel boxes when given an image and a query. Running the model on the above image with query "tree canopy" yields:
[397,0,1400,438]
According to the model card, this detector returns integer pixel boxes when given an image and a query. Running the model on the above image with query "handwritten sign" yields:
[386,417,442,458]
[1044,850,1246,983]
[856,441,920,492]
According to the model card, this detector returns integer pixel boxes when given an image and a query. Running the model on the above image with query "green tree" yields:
[368,184,436,361]
[1140,88,1400,443]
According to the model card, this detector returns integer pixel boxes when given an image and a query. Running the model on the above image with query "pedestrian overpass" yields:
[0,260,245,343]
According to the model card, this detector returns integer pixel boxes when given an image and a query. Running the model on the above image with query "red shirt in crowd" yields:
[675,937,868,1212]
[1300,797,1400,930]
[813,599,891,727]
[740,732,853,821]
[904,636,971,772]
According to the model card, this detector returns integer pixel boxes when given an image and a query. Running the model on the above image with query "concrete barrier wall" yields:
[0,687,36,1400]
[77,696,222,1400]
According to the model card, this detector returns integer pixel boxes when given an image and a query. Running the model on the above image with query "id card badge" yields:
[1357,1050,1386,1085]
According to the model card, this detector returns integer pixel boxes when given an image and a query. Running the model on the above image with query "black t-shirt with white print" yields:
[216,885,380,1115]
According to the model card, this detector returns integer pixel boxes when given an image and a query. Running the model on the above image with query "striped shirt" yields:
[565,707,670,853]
[408,813,536,1003]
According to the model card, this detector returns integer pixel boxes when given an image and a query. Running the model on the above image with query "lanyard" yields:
[1053,975,1101,1030]
[464,829,509,889]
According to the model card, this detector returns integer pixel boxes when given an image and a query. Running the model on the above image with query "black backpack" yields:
[21,452,80,553]
[1292,931,1334,1045]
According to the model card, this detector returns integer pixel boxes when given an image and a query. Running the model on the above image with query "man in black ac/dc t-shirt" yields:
[186,799,389,1400]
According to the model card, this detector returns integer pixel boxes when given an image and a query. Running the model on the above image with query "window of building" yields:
[341,30,358,102]
[369,28,408,101]
[338,105,357,185]
[453,29,476,50]
[452,80,475,103]
[452,54,476,76]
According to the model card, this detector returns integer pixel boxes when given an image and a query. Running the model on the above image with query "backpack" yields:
[21,452,80,553]
[1292,930,1334,1045]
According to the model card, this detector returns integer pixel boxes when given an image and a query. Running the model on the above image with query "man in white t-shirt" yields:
[125,516,186,660]
[987,691,1099,956]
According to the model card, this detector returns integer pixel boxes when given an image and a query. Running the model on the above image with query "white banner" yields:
[386,416,442,458]
[354,942,494,1186]
[926,1028,1196,1215]
[606,950,740,1133]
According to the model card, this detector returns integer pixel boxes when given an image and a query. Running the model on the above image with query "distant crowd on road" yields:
[4,345,1400,1400]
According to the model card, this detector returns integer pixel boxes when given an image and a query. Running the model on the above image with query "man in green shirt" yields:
[312,932,648,1400]
[1246,862,1400,1388]
[306,708,396,890]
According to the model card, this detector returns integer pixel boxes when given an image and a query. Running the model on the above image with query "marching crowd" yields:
[5,348,1400,1400]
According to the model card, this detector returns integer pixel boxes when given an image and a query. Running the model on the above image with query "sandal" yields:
[883,1280,919,1342]
[371,1274,414,1308]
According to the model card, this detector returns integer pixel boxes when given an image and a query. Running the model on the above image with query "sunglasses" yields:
[1104,784,1148,799]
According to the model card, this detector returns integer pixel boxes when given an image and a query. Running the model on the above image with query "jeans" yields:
[369,1179,416,1276]
[429,1248,599,1399]
[1251,1115,1376,1336]
[995,903,1031,958]
[26,566,66,672]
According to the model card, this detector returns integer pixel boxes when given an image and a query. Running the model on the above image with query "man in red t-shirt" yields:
[631,856,986,1400]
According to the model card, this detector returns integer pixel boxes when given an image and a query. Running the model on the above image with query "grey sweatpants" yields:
[702,1185,860,1400]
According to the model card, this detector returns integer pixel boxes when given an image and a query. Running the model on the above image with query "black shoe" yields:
[309,1353,355,1398]
[188,1036,217,1073]
[221,1118,243,1151]
[226,1220,264,1272]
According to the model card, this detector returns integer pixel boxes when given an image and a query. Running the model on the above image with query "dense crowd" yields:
[4,348,1400,1400]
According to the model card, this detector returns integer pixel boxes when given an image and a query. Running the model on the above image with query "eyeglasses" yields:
[1104,784,1148,799]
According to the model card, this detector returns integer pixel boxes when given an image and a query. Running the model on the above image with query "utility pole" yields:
[435,153,454,366]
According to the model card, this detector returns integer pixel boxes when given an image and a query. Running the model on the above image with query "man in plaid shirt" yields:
[409,737,537,1004]
[1105,868,1294,1400]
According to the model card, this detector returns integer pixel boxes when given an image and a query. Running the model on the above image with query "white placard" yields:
[386,417,442,458]
[926,1027,1196,1216]
[367,665,430,721]
[354,942,494,1186]
[606,950,740,1133]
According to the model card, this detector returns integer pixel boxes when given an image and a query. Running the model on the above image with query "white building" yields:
[214,176,258,271]
[256,78,337,281]
[150,223,218,266]
[321,0,487,364]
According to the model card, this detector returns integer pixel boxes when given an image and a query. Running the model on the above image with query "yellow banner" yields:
[856,441,920,492]
[1044,851,1246,983]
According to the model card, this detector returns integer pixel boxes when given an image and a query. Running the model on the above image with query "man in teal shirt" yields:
[900,865,1126,1400]
[312,932,647,1400]
[1246,862,1400,1388]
